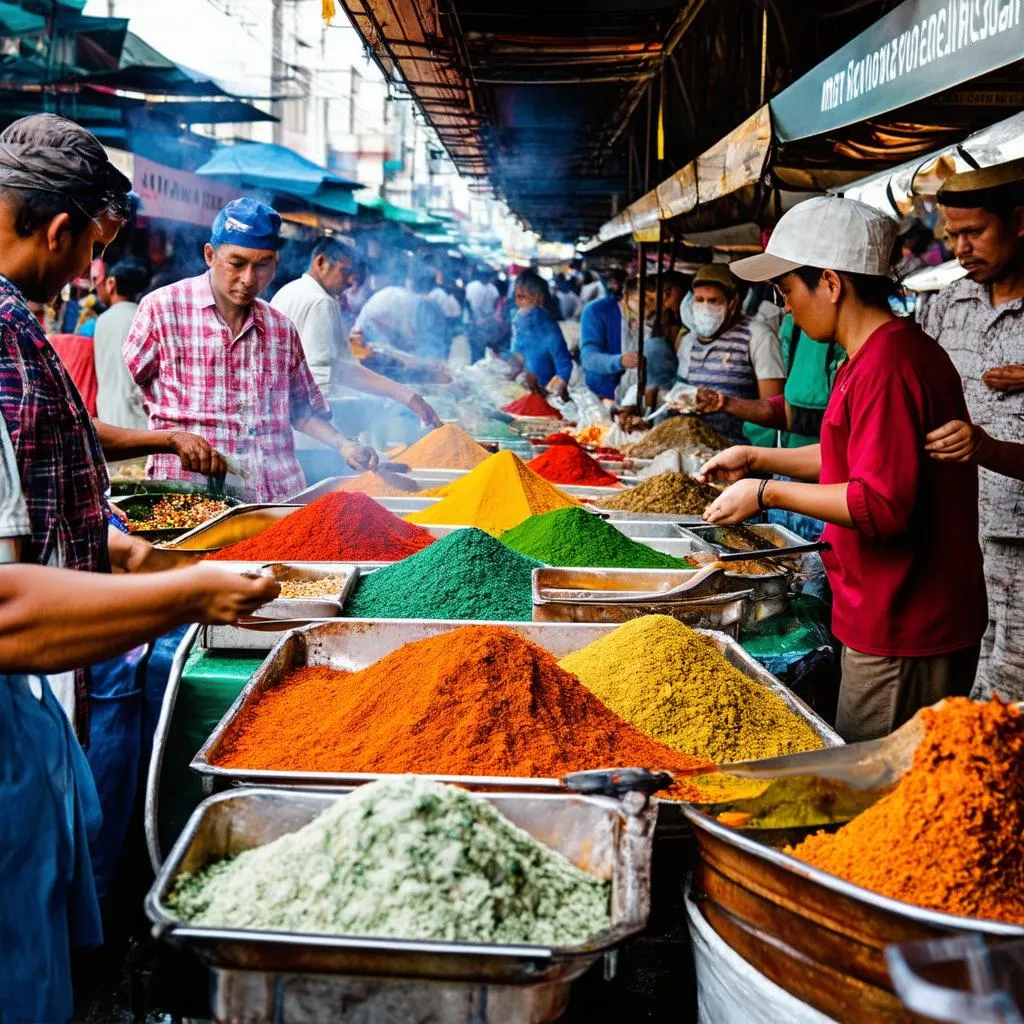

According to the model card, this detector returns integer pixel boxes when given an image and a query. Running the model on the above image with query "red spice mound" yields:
[527,445,622,487]
[541,432,580,446]
[502,393,562,418]
[213,625,709,799]
[207,491,434,562]
[789,698,1024,924]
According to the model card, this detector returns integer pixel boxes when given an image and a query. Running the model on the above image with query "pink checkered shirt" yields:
[124,273,329,502]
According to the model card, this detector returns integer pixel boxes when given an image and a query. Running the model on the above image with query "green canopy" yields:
[772,0,1024,143]
[0,3,44,35]
[356,193,440,227]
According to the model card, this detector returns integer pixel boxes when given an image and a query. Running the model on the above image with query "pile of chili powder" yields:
[526,446,621,488]
[207,492,434,563]
[788,697,1024,923]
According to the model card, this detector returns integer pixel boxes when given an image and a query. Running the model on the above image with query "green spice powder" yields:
[346,527,541,621]
[168,776,611,946]
[501,507,687,569]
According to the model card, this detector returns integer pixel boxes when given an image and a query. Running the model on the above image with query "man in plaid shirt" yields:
[125,198,378,502]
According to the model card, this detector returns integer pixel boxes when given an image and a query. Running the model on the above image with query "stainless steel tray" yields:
[192,619,840,793]
[606,520,696,540]
[241,563,358,624]
[147,786,655,982]
[585,506,704,525]
[558,483,629,500]
[531,567,753,631]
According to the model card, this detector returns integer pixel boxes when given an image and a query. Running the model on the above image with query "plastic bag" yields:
[687,884,837,1024]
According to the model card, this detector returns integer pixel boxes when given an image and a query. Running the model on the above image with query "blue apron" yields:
[0,674,102,1024]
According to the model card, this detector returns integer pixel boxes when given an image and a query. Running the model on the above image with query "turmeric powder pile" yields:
[407,451,578,535]
[788,698,1024,924]
[558,616,823,764]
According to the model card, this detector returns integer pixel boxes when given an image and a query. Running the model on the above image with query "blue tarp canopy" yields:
[0,2,44,35]
[196,142,361,198]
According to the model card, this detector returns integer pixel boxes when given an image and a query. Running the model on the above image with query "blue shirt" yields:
[511,307,573,386]
[579,295,623,398]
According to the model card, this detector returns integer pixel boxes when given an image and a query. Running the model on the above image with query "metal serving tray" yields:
[242,563,358,623]
[585,506,704,525]
[606,520,694,540]
[531,567,752,632]
[284,478,444,510]
[191,619,840,794]
[147,786,656,984]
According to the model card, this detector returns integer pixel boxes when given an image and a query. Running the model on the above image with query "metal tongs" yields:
[715,540,831,563]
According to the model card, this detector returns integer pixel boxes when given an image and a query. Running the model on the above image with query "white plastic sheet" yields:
[686,887,837,1024]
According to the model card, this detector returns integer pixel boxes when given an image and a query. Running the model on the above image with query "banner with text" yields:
[771,0,1023,142]
[134,156,236,227]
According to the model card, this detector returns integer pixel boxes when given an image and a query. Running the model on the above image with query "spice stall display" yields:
[502,394,562,418]
[210,624,710,798]
[388,423,491,470]
[500,508,687,570]
[406,451,578,535]
[559,616,823,765]
[787,698,1024,924]
[597,472,720,516]
[525,446,622,488]
[167,776,611,946]
[207,492,435,563]
[333,470,422,498]
[121,494,232,534]
[618,416,729,458]
[345,528,541,621]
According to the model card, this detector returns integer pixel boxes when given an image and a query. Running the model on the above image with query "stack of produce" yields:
[501,508,686,569]
[212,625,710,799]
[407,451,577,535]
[167,776,611,946]
[346,528,540,621]
[620,416,729,458]
[788,698,1024,923]
[598,472,719,516]
[389,424,490,470]
[124,494,230,532]
[502,394,561,418]
[559,617,823,764]
[207,492,434,563]
[526,446,621,488]
[334,470,421,498]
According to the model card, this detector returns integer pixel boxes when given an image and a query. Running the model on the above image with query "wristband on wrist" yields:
[757,478,770,512]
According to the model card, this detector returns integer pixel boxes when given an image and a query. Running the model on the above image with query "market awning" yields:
[0,2,45,36]
[150,99,277,126]
[356,193,441,228]
[195,142,361,198]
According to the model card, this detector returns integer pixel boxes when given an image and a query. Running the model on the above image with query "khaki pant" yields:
[836,644,981,743]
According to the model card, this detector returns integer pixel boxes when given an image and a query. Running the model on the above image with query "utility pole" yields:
[271,0,284,144]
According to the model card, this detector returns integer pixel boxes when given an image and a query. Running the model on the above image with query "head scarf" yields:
[0,114,132,218]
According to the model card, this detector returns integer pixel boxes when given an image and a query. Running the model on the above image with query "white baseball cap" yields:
[730,196,899,282]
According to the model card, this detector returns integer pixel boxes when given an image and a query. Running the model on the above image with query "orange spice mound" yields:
[334,469,421,498]
[213,625,710,799]
[389,424,490,470]
[788,698,1024,923]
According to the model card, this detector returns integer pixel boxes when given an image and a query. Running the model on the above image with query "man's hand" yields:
[340,440,379,472]
[168,431,227,477]
[620,351,642,370]
[108,528,197,574]
[982,365,1024,394]
[698,445,757,484]
[695,386,727,414]
[703,478,762,525]
[616,410,649,434]
[183,564,281,623]
[406,393,443,428]
[925,420,987,462]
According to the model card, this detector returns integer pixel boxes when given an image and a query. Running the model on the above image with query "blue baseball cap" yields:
[210,197,284,251]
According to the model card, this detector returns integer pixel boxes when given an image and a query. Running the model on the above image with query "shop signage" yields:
[134,156,236,227]
[771,0,1024,141]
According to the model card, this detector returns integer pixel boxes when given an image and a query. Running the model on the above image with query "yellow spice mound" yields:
[559,615,823,764]
[389,424,490,470]
[405,451,578,535]
[334,470,421,498]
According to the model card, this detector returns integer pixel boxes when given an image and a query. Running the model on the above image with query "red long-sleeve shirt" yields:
[819,319,986,657]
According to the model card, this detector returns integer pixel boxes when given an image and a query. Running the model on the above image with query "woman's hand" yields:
[924,420,986,462]
[698,445,756,484]
[702,478,763,525]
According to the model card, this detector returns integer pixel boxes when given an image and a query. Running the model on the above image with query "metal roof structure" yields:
[336,0,897,241]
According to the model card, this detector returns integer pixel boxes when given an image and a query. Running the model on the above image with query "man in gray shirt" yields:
[923,157,1024,702]
[93,260,150,431]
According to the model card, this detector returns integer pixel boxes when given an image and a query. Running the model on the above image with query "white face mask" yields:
[693,304,728,338]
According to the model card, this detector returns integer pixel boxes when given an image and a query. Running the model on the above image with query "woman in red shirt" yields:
[700,196,986,742]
